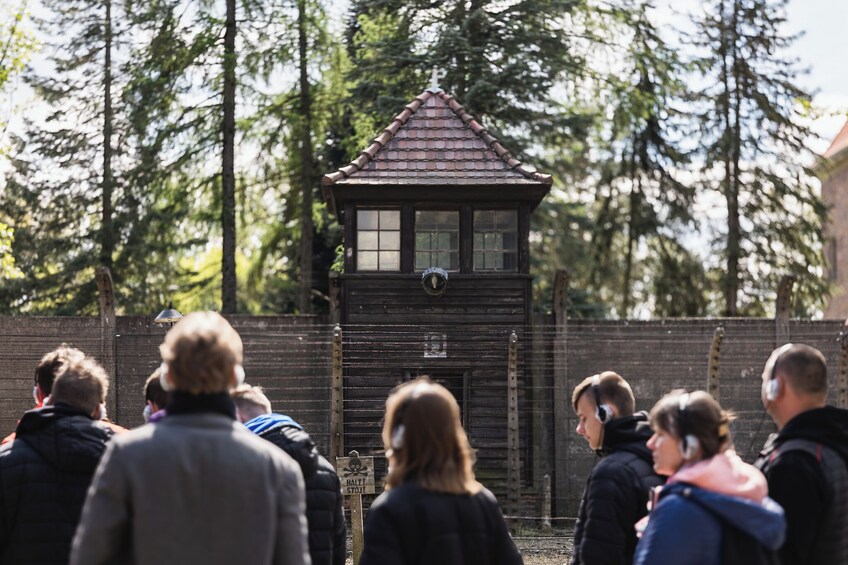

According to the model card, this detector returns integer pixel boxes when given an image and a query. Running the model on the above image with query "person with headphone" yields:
[754,343,848,565]
[634,390,785,565]
[570,372,663,565]
[360,377,521,565]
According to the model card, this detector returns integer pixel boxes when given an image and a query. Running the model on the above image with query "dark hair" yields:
[52,358,109,415]
[774,344,828,396]
[383,377,480,495]
[144,369,170,410]
[35,344,85,395]
[650,390,734,460]
[572,371,635,416]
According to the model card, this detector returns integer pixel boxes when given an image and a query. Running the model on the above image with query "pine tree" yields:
[1,0,126,313]
[586,0,702,317]
[693,0,825,315]
[345,0,585,155]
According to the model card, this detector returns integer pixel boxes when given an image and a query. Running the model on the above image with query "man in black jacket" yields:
[755,343,848,565]
[233,384,346,565]
[570,371,663,565]
[0,355,114,564]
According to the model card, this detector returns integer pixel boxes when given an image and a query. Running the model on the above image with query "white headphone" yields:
[677,393,701,461]
[765,343,793,402]
[592,374,614,423]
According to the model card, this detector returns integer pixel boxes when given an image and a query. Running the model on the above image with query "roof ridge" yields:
[322,89,551,186]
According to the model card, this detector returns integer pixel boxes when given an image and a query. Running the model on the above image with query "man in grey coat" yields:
[71,312,311,565]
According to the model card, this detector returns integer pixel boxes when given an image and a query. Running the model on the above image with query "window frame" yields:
[472,208,519,273]
[355,208,402,272]
[413,209,461,273]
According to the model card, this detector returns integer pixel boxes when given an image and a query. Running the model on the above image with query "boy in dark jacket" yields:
[570,371,663,565]
[0,356,114,564]
[233,384,346,565]
[755,343,848,565]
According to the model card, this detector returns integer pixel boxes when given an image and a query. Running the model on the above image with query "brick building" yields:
[821,120,848,319]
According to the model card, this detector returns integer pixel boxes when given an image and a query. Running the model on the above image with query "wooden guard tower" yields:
[322,83,552,495]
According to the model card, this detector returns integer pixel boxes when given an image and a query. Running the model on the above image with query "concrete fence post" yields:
[95,267,117,420]
[507,331,520,525]
[330,324,344,460]
[707,326,724,403]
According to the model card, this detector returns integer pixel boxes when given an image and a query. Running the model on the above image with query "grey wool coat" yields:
[70,413,311,565]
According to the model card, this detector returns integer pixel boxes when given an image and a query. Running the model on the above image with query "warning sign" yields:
[336,451,376,495]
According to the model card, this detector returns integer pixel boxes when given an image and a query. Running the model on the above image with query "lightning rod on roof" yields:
[428,67,445,93]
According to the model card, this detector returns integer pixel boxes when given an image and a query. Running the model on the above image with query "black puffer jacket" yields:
[754,406,848,565]
[571,411,664,565]
[360,482,522,565]
[259,423,346,565]
[0,404,114,564]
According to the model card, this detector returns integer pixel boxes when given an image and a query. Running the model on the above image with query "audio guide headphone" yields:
[677,392,701,461]
[766,343,793,402]
[592,374,614,423]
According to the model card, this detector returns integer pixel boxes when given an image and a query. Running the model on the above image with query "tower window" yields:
[473,210,518,271]
[415,210,459,271]
[357,209,400,271]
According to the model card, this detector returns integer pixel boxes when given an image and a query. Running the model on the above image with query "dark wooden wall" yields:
[341,273,533,497]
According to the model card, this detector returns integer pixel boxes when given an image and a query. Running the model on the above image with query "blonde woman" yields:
[360,378,522,565]
[634,390,785,565]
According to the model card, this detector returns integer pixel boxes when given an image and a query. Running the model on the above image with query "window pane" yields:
[437,232,451,249]
[358,251,378,270]
[503,232,517,252]
[358,231,378,250]
[380,231,400,250]
[415,252,431,270]
[473,209,517,271]
[358,210,378,230]
[474,210,494,231]
[474,233,483,250]
[416,211,436,231]
[415,210,459,272]
[380,210,400,230]
[495,210,517,231]
[380,251,399,270]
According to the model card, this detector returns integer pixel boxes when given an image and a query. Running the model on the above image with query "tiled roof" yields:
[322,89,552,187]
[824,119,848,160]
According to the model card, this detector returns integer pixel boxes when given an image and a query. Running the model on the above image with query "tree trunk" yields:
[718,0,739,316]
[297,0,314,314]
[727,0,743,316]
[221,0,237,313]
[622,135,641,318]
[101,0,114,269]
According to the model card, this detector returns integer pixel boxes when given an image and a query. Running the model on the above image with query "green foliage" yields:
[692,0,826,316]
[580,0,700,318]
[0,0,830,320]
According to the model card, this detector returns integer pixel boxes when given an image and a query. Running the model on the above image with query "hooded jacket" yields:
[359,482,522,565]
[634,450,786,565]
[246,413,346,565]
[571,411,664,565]
[0,404,114,564]
[754,406,848,565]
